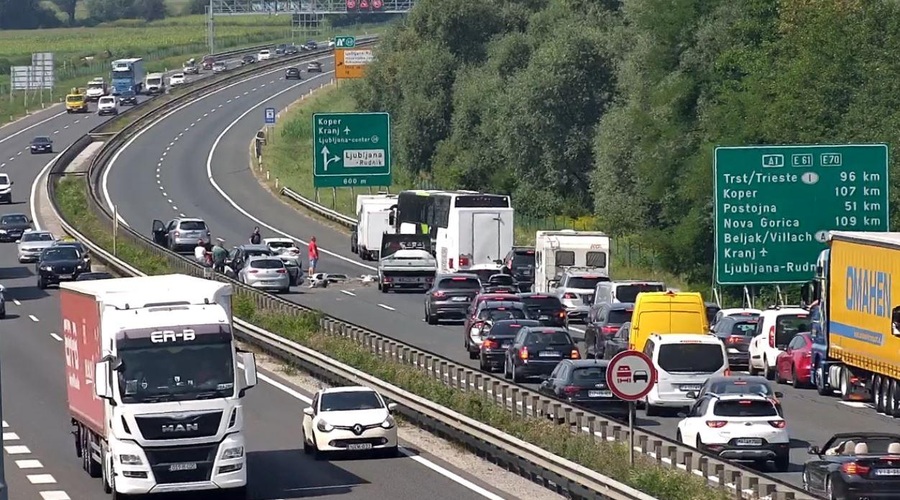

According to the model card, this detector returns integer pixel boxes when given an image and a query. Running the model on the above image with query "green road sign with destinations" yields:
[334,36,356,48]
[714,144,889,285]
[312,112,391,188]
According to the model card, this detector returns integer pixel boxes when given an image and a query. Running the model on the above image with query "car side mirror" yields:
[303,407,314,417]
[94,360,114,401]
[387,402,397,412]
[774,392,784,398]
[807,445,820,455]
[686,391,698,399]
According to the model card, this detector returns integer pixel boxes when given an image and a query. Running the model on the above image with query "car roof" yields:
[710,393,773,402]
[22,230,52,236]
[2,212,27,217]
[321,386,376,394]
[482,301,524,308]
[489,319,540,327]
[650,333,721,344]
[439,273,479,279]
[175,217,205,223]
[33,136,50,141]
[518,293,559,299]
[263,237,293,243]
[720,308,762,316]
[478,292,519,299]
[237,244,272,251]
[523,326,570,334]
[761,306,809,316]
[247,255,282,262]
[705,375,769,384]
[566,358,610,368]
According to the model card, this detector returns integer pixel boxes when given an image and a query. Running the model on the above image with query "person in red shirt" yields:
[307,236,319,287]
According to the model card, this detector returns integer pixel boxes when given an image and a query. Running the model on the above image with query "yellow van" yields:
[629,291,708,351]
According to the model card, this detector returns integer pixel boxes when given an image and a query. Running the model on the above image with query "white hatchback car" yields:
[302,386,399,457]
[257,49,272,61]
[748,306,811,380]
[169,73,185,86]
[677,393,790,471]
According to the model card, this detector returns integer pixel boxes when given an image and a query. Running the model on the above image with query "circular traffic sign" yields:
[606,350,657,401]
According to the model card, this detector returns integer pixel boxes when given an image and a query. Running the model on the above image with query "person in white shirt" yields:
[194,239,207,263]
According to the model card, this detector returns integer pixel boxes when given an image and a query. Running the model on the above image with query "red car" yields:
[462,293,521,333]
[775,332,813,388]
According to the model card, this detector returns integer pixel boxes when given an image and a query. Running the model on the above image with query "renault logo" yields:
[352,424,363,435]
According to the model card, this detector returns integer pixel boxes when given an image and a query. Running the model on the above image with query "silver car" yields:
[552,270,609,323]
[152,217,210,253]
[238,256,290,293]
[17,230,56,263]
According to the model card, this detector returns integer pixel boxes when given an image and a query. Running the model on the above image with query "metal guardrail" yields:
[281,186,357,226]
[47,47,819,500]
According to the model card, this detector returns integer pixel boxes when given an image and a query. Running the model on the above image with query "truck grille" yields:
[145,444,216,484]
[135,411,222,440]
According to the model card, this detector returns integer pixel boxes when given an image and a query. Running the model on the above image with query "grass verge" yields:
[54,174,725,500]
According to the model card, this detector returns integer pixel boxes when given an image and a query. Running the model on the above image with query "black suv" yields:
[285,67,301,80]
[477,319,541,372]
[502,247,535,291]
[37,245,88,288]
[519,293,567,327]
[118,90,138,106]
[583,302,634,358]
[285,45,300,55]
[0,213,32,242]
[424,274,481,324]
[504,326,579,382]
[464,301,528,358]
[241,54,256,66]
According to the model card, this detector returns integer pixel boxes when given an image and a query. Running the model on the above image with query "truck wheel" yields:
[840,366,852,401]
[81,428,101,478]
[815,365,830,396]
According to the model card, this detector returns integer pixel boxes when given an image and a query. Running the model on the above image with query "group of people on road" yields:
[192,227,320,287]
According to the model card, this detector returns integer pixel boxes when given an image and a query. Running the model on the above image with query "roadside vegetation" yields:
[54,174,727,500]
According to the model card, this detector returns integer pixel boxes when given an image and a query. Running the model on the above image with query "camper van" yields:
[533,230,610,293]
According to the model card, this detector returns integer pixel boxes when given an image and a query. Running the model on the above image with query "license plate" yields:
[347,443,373,450]
[59,274,72,279]
[169,462,198,471]
[735,438,762,446]
[539,315,549,320]
[539,351,561,358]
[399,277,419,283]
[451,296,467,302]
[680,385,701,391]
[874,468,900,476]
[501,342,511,348]
[588,390,612,398]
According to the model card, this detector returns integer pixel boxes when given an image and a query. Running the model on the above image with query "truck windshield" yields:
[66,95,82,103]
[87,83,103,90]
[116,326,235,403]
[147,78,161,85]
[112,70,133,79]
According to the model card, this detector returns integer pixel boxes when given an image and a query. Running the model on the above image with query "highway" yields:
[0,53,524,500]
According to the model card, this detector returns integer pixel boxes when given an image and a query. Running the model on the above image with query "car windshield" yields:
[438,277,481,290]
[713,400,778,417]
[2,215,28,225]
[730,320,759,336]
[250,259,283,269]
[706,380,773,397]
[246,248,274,257]
[615,283,665,302]
[526,330,572,346]
[775,314,810,346]
[43,247,79,260]
[488,321,535,336]
[657,344,724,373]
[570,366,606,385]
[173,74,183,78]
[320,391,383,411]
[117,341,234,403]
[608,308,634,324]
[267,240,294,249]
[87,83,103,89]
[566,277,607,289]
[179,221,206,231]
[510,250,535,270]
[0,174,9,184]
[522,296,563,313]
[99,98,114,104]
[479,308,526,321]
[22,232,53,242]
[32,137,49,144]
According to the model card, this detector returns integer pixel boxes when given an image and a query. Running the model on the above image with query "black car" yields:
[37,246,88,288]
[285,45,300,55]
[504,326,579,382]
[711,314,760,370]
[118,90,138,106]
[502,246,535,291]
[53,241,91,268]
[275,44,287,55]
[0,213,32,242]
[598,322,630,360]
[803,433,900,499]
[304,40,318,50]
[465,301,529,358]
[285,67,301,80]
[584,303,634,358]
[30,136,53,154]
[307,61,322,73]
[482,274,517,294]
[424,274,481,324]
[519,293,567,327]
[241,54,256,66]
[75,272,114,281]
[688,375,784,415]
[477,319,541,372]
[539,359,628,417]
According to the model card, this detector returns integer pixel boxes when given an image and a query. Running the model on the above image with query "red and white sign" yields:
[606,350,657,401]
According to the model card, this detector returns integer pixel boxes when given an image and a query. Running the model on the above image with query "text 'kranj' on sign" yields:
[714,144,890,285]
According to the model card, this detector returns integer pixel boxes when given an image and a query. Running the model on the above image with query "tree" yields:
[50,0,77,24]
[134,0,167,20]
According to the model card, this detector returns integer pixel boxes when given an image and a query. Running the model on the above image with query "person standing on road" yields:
[211,238,227,273]
[249,227,261,245]
[307,236,319,287]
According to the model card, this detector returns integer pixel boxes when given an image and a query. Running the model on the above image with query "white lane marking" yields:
[27,474,56,484]
[73,120,79,124]
[5,445,31,454]
[16,459,43,469]
[53,130,59,134]
[3,432,19,440]
[50,333,63,342]
[172,205,178,211]
[203,113,208,117]
[30,153,62,232]
[0,111,66,146]
[0,163,5,168]
[63,125,69,129]
[249,369,503,500]
[40,492,71,500]
[340,290,356,296]
[29,314,39,322]
[17,151,22,155]
[378,303,396,311]
[13,299,21,306]
[180,213,186,217]
[2,421,7,428]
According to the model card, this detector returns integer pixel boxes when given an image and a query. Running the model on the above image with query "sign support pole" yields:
[628,401,635,466]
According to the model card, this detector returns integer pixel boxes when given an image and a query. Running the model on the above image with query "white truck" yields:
[533,230,610,293]
[351,194,397,261]
[63,274,257,499]
[85,77,108,102]
[434,203,515,274]
[144,72,165,94]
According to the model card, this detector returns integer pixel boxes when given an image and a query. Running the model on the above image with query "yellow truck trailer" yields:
[806,231,900,415]
[65,88,88,113]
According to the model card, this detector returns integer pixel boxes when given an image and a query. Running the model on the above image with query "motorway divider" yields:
[46,44,819,500]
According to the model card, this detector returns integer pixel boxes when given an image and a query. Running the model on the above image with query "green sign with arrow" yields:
[312,112,392,188]
[334,36,356,48]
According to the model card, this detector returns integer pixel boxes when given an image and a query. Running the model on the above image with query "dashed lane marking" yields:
[28,314,39,322]
[28,474,57,484]
[12,298,20,306]
[340,290,356,297]
[3,432,19,440]
[378,303,396,311]
[5,445,31,454]
[50,333,62,342]
[16,460,43,469]
[40,492,71,500]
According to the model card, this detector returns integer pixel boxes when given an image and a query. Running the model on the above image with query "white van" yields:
[642,333,729,416]
[144,72,165,94]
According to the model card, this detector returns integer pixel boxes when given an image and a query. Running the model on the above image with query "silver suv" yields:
[151,217,210,253]
[588,280,666,323]
[551,269,609,323]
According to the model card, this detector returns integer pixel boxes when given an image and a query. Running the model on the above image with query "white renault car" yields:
[257,49,272,61]
[302,386,399,457]
[677,393,790,471]
[748,306,811,380]
[96,95,118,116]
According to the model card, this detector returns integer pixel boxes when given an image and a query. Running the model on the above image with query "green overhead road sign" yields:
[334,36,356,48]
[714,144,889,285]
[312,112,391,188]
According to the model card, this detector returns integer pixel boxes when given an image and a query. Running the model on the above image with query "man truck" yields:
[111,58,146,95]
[803,231,900,417]
[63,274,257,498]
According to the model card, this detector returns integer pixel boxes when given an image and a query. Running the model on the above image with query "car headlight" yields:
[380,416,396,429]
[40,265,52,271]
[221,446,244,459]
[0,229,7,234]
[316,419,333,433]
[118,454,142,465]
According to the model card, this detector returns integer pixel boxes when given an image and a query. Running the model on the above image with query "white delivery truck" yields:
[435,204,515,274]
[533,230,610,293]
[144,72,165,94]
[63,274,257,499]
[351,194,397,261]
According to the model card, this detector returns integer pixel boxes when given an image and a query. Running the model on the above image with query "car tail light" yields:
[706,420,727,428]
[841,461,871,476]
[768,326,775,348]
[482,339,497,350]
[174,231,180,237]
[727,336,743,344]
[432,291,446,299]
[570,349,580,359]
[449,258,454,268]
[601,325,618,334]
[383,276,393,282]
[563,293,577,299]
[276,269,286,274]
[459,255,470,267]
[768,420,786,428]
[519,347,529,360]
[724,369,732,376]
[562,385,580,396]
[248,270,258,274]
[558,311,566,319]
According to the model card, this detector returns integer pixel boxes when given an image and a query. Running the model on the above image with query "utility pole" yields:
[206,0,216,55]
